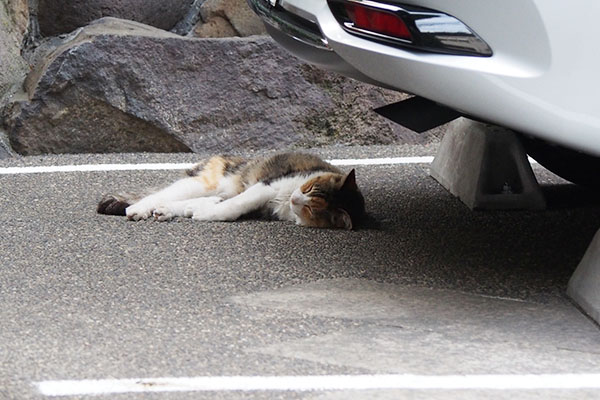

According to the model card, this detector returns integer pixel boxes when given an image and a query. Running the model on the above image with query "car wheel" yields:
[519,135,600,188]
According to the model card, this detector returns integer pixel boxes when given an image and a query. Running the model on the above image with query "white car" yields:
[248,0,600,187]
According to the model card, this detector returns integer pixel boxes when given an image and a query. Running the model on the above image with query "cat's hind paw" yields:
[125,202,155,221]
[152,207,174,222]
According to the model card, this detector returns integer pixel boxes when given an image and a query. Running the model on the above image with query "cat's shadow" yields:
[356,212,384,230]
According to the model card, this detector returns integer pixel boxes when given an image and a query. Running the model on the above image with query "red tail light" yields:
[329,0,493,56]
[344,3,412,41]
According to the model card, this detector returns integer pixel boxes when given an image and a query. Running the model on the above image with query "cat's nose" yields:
[291,190,304,206]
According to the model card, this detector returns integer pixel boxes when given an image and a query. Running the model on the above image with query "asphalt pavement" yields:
[1,144,600,399]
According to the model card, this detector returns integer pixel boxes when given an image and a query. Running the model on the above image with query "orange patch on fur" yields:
[194,156,228,191]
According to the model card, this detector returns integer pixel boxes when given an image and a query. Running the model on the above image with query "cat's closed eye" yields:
[302,183,314,194]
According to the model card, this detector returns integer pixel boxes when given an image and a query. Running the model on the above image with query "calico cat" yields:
[97,152,365,229]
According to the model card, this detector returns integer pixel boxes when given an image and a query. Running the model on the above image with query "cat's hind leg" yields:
[126,177,216,221]
[149,159,247,221]
[98,155,246,221]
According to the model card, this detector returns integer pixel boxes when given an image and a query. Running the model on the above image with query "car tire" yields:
[519,135,600,188]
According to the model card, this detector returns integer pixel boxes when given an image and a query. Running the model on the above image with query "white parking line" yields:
[0,162,196,175]
[330,156,435,166]
[0,157,435,175]
[0,156,541,175]
[35,373,600,396]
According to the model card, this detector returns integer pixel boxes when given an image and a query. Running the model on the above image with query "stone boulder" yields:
[37,0,194,36]
[0,0,29,103]
[0,0,29,158]
[3,18,415,156]
[191,0,266,38]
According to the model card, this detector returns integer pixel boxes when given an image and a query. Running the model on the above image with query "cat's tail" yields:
[97,188,157,215]
[97,193,133,216]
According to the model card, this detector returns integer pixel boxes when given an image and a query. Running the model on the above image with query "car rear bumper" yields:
[248,0,383,84]
[248,0,329,50]
[250,0,600,156]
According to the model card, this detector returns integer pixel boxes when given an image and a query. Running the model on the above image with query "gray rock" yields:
[37,0,194,36]
[191,0,266,38]
[192,15,238,38]
[0,128,14,159]
[3,18,419,156]
[171,0,205,36]
[0,0,30,104]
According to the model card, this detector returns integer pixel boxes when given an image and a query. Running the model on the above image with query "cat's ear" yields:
[333,209,353,230]
[341,169,358,191]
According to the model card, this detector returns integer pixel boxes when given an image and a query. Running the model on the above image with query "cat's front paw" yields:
[191,210,219,221]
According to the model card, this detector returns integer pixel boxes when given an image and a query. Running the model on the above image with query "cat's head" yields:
[290,169,365,230]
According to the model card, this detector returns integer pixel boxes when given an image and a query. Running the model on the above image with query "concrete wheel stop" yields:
[429,118,546,210]
[430,118,600,324]
[568,229,600,325]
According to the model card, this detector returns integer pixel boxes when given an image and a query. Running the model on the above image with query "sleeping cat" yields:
[97,152,365,229]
